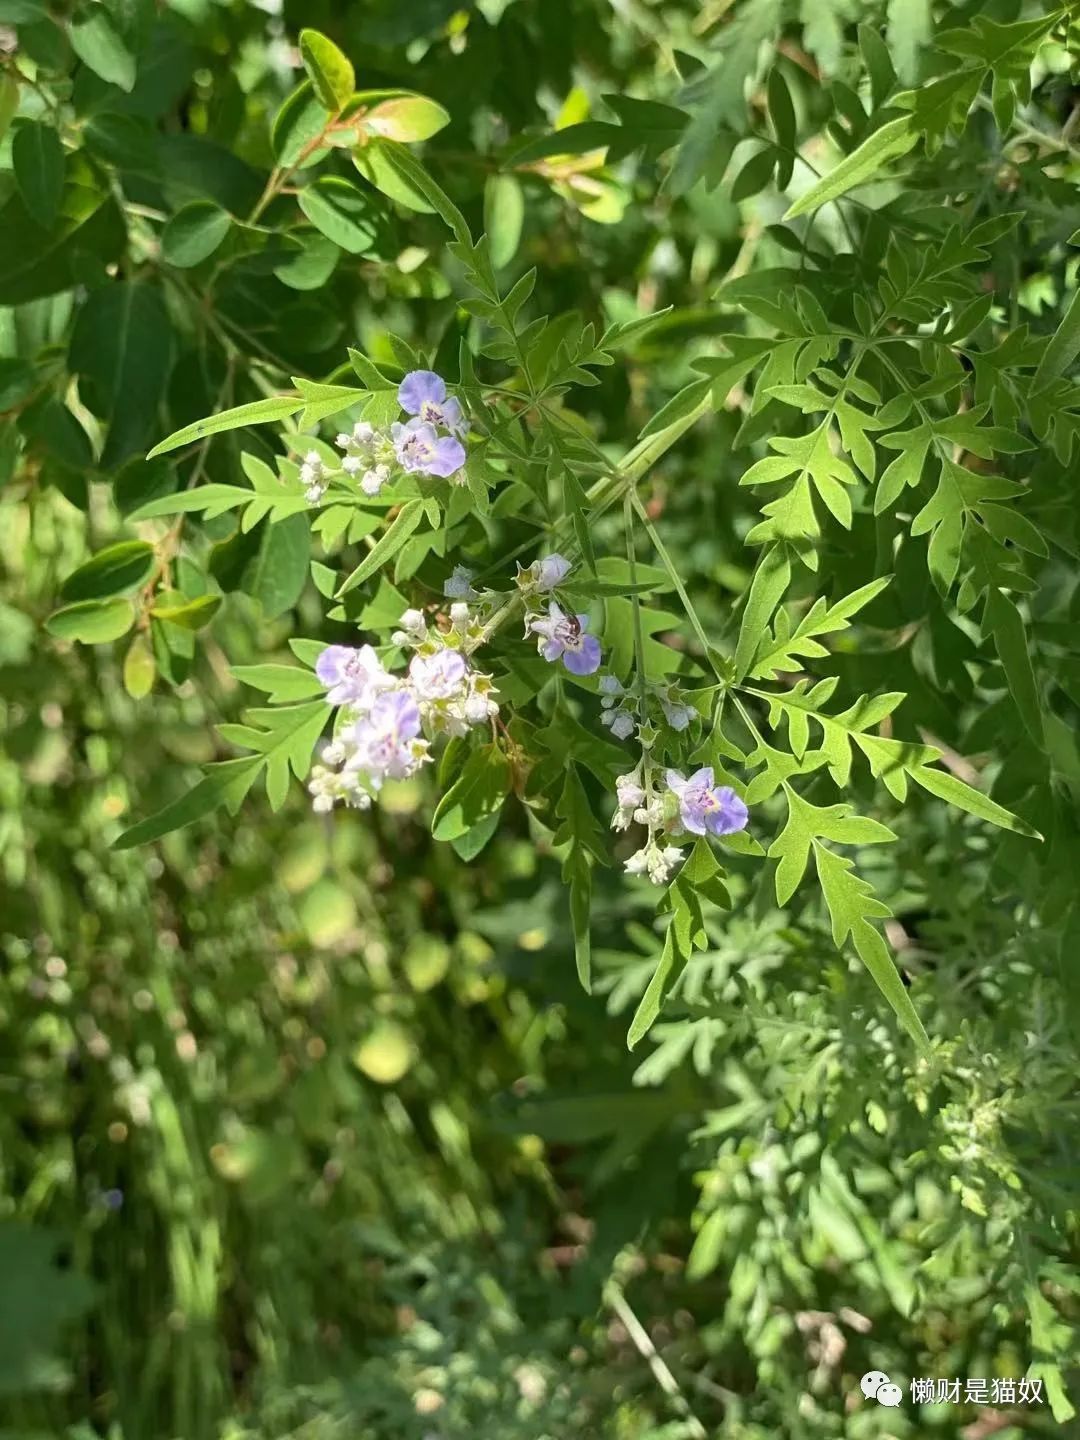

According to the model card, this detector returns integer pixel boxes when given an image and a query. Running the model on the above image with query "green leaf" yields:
[272,80,331,168]
[734,544,790,679]
[508,121,619,165]
[297,176,378,254]
[161,201,232,267]
[337,499,425,595]
[484,173,525,270]
[146,395,304,458]
[299,28,355,112]
[1031,286,1080,394]
[70,10,136,92]
[353,140,435,213]
[431,744,511,841]
[730,144,777,202]
[859,23,896,109]
[369,142,472,245]
[150,593,222,631]
[767,68,796,186]
[0,72,17,146]
[0,1223,96,1397]
[60,541,155,602]
[812,843,929,1055]
[112,757,264,849]
[985,588,1043,748]
[249,513,310,619]
[362,94,450,143]
[231,664,325,702]
[627,841,727,1049]
[69,282,175,471]
[783,116,917,219]
[11,120,65,231]
[128,485,254,522]
[639,377,712,439]
[45,598,135,644]
[123,634,156,699]
[910,765,1041,839]
[273,230,340,290]
[0,171,125,306]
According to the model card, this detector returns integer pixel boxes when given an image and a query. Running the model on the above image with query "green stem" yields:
[624,491,650,711]
[629,491,721,678]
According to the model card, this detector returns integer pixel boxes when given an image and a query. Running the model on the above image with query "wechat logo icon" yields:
[861,1371,903,1407]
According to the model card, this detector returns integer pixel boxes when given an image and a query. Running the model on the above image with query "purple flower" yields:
[398,370,466,436]
[409,649,467,701]
[665,767,748,838]
[316,644,391,708]
[533,553,572,590]
[392,418,466,479]
[529,601,602,676]
[352,690,423,780]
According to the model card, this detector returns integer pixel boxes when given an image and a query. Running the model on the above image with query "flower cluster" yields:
[598,676,697,741]
[613,762,749,884]
[308,608,498,813]
[302,370,468,506]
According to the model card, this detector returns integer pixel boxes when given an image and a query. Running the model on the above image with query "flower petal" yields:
[564,635,601,675]
[398,370,446,415]
[425,435,466,478]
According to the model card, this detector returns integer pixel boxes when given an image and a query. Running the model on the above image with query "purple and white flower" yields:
[529,601,602,676]
[392,418,466,479]
[315,644,393,708]
[612,771,645,831]
[348,690,426,783]
[398,370,467,437]
[664,767,748,838]
[409,649,467,702]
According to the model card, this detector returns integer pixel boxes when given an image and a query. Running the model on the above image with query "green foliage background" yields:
[2,0,1079,1436]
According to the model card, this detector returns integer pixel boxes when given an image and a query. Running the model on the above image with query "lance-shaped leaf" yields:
[784,116,917,219]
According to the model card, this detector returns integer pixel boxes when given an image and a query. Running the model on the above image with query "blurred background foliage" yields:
[2,0,1079,1436]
